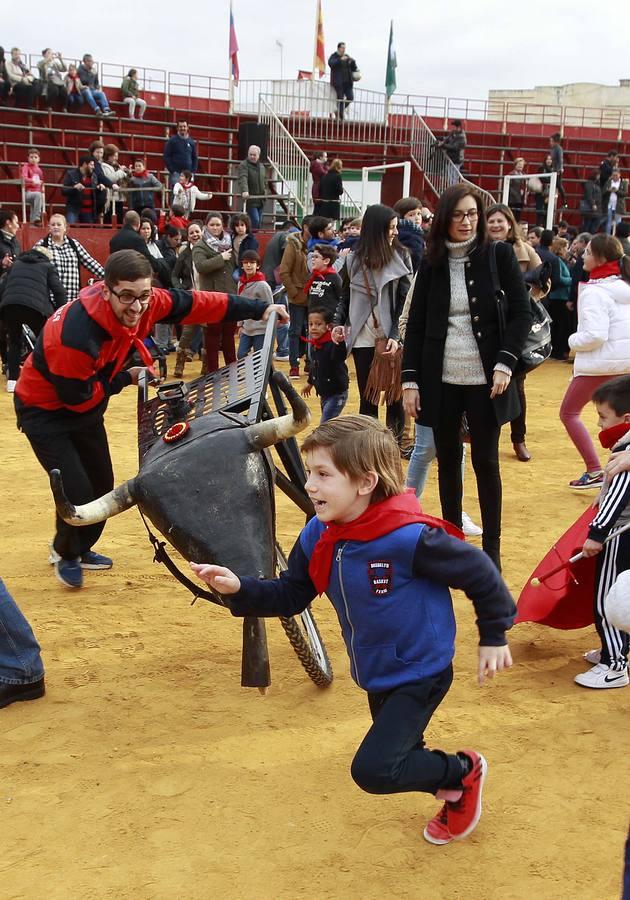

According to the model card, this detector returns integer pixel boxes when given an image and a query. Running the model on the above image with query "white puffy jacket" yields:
[569,275,630,376]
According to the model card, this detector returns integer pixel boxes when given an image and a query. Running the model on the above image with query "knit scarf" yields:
[133,168,148,180]
[599,422,630,449]
[589,260,620,280]
[305,265,338,295]
[308,489,463,595]
[238,271,266,294]
[203,229,232,254]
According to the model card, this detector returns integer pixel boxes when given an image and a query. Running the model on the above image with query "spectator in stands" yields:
[77,54,114,117]
[616,221,630,255]
[36,213,104,302]
[599,150,620,189]
[64,64,84,110]
[279,217,313,378]
[310,151,329,213]
[603,167,628,234]
[333,202,411,448]
[236,146,267,231]
[37,49,67,109]
[420,207,433,234]
[328,42,358,121]
[160,205,189,234]
[580,169,603,233]
[128,159,162,215]
[0,246,66,392]
[236,250,273,359]
[438,120,467,171]
[0,211,21,276]
[89,140,114,223]
[6,48,40,108]
[192,212,237,372]
[0,48,10,104]
[120,69,147,120]
[547,236,572,359]
[62,156,98,224]
[548,133,565,207]
[172,220,204,378]
[21,148,44,224]
[231,213,258,276]
[101,145,128,224]
[172,170,212,217]
[393,197,425,273]
[317,159,344,221]
[164,121,198,190]
[534,154,554,226]
[507,158,526,221]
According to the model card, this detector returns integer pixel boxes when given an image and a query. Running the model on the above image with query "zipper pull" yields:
[336,548,342,561]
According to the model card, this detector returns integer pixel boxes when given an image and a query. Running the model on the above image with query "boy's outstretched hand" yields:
[478,645,513,686]
[190,562,241,594]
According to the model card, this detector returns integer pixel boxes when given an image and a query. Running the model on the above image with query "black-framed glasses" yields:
[108,285,152,306]
[451,209,479,223]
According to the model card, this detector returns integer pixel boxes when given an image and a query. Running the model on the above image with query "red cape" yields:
[516,506,597,630]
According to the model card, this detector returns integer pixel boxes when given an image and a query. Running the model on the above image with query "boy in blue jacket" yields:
[192,415,515,846]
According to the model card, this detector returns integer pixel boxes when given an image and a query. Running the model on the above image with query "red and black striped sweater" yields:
[15,282,267,420]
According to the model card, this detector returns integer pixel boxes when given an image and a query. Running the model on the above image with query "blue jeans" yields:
[288,303,308,367]
[320,391,348,422]
[237,332,265,358]
[406,423,469,500]
[248,206,262,230]
[274,290,289,355]
[66,210,95,225]
[67,93,84,110]
[81,87,110,112]
[607,207,621,234]
[0,577,44,685]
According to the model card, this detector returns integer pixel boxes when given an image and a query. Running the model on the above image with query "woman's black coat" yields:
[401,240,531,426]
[0,249,66,318]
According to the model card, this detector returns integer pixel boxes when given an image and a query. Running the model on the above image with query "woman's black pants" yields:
[2,305,47,380]
[352,346,404,445]
[432,382,502,569]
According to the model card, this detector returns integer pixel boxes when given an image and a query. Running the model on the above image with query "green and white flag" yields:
[385,20,397,98]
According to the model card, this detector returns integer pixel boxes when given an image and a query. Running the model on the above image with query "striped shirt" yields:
[590,434,630,542]
[35,235,104,302]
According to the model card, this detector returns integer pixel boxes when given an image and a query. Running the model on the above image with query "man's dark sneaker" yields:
[0,677,45,709]
[54,558,83,589]
[80,551,113,570]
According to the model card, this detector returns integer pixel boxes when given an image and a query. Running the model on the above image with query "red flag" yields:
[229,1,240,84]
[313,0,325,79]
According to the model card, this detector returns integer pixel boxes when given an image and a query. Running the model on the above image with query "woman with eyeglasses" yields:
[402,184,531,570]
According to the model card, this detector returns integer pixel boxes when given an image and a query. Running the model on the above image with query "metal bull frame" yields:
[134,314,333,693]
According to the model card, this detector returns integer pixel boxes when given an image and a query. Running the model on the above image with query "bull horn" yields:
[245,371,311,450]
[50,469,137,526]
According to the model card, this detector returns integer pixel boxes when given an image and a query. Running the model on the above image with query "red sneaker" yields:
[289,367,300,379]
[423,803,452,845]
[444,750,488,840]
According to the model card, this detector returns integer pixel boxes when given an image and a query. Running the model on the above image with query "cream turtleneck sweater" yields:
[442,236,487,385]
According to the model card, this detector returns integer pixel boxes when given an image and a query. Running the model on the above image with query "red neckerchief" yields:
[79,283,156,375]
[305,266,337,296]
[133,169,148,180]
[181,180,194,191]
[599,422,630,449]
[304,329,334,350]
[308,489,464,595]
[589,260,620,280]
[237,271,266,294]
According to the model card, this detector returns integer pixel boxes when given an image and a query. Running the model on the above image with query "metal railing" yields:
[409,109,496,207]
[339,188,362,221]
[258,98,311,217]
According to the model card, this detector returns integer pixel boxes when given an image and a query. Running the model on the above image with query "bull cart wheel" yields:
[275,544,333,687]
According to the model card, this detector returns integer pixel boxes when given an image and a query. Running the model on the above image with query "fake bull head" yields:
[49,373,311,581]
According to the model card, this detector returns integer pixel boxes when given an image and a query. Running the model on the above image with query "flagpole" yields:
[228,1,234,113]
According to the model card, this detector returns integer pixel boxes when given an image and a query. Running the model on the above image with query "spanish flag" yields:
[313,0,325,79]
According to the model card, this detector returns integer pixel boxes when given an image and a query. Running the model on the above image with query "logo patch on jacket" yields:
[368,560,392,596]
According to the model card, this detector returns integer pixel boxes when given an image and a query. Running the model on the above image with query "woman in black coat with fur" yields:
[401,184,531,569]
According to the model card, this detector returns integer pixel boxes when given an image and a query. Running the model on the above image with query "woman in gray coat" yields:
[192,212,237,372]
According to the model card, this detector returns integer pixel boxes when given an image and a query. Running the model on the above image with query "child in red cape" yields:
[574,375,630,689]
[192,415,516,846]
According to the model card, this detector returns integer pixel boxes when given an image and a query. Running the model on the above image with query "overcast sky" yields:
[6,1,628,100]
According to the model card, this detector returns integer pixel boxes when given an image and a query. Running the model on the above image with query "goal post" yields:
[501,171,558,231]
[361,161,412,214]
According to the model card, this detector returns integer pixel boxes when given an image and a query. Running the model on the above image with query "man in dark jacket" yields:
[163,121,198,189]
[0,246,66,391]
[14,249,288,590]
[328,42,358,121]
[62,156,98,224]
[0,210,21,278]
[599,150,619,189]
[157,225,182,271]
[77,54,113,117]
[549,132,565,206]
[236,146,267,231]
[439,120,467,170]
[110,211,164,279]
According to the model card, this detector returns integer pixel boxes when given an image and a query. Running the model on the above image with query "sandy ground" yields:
[1,356,628,900]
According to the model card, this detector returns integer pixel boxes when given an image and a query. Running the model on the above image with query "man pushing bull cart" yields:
[13,249,289,590]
